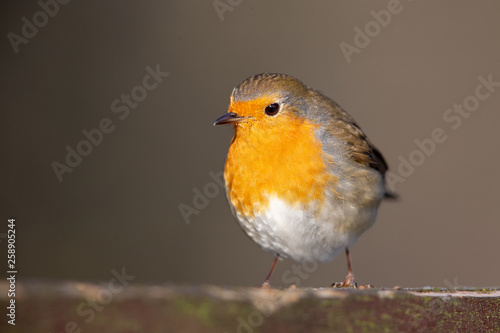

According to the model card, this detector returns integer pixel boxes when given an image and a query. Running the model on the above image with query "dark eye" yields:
[265,103,280,116]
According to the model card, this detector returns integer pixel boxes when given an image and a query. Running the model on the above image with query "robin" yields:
[214,73,394,288]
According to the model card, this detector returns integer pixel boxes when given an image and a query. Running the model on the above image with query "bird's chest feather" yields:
[224,118,337,218]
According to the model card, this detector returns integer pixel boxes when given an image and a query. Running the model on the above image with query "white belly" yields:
[232,196,378,262]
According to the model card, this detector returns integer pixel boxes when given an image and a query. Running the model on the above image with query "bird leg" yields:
[261,255,279,289]
[332,247,374,289]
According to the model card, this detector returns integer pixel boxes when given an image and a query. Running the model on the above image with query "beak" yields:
[213,112,247,126]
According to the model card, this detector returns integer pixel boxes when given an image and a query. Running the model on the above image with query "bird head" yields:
[213,73,312,130]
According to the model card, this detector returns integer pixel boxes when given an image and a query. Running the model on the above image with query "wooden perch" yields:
[0,281,499,332]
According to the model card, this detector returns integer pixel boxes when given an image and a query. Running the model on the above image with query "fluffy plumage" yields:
[215,73,392,287]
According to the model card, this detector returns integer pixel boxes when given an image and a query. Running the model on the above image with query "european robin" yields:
[214,73,394,288]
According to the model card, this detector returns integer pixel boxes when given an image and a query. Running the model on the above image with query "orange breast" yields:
[224,108,336,218]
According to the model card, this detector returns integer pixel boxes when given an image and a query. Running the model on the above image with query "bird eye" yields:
[265,103,280,116]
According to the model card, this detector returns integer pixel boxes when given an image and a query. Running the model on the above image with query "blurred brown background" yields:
[1,0,499,289]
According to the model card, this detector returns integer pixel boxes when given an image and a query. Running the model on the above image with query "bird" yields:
[214,73,394,288]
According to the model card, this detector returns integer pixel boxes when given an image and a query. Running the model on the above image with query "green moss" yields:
[173,297,215,328]
[472,288,494,294]
[6,283,500,333]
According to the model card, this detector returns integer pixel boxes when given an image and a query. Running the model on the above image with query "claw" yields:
[261,281,272,289]
[332,273,358,288]
[331,247,375,289]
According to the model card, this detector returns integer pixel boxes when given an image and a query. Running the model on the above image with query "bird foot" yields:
[331,273,375,289]
[332,272,357,288]
[261,281,272,289]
